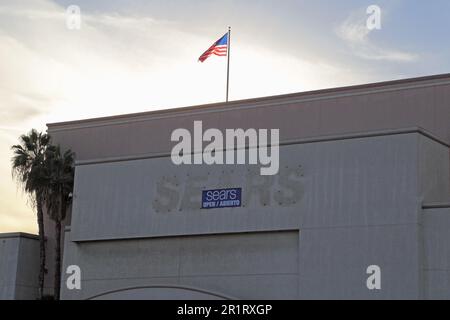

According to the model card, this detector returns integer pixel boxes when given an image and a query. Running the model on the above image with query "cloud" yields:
[0,0,366,124]
[336,9,418,63]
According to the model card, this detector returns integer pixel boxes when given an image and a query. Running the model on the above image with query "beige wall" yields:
[47,74,450,163]
[48,74,450,299]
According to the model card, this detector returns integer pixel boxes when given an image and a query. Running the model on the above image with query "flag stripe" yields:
[198,33,228,63]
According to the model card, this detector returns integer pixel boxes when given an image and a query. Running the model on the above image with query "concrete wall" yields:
[60,131,439,299]
[418,135,450,299]
[0,233,40,300]
[0,235,19,299]
[418,135,450,203]
[422,207,450,299]
[49,74,450,299]
[62,230,299,300]
[69,132,419,242]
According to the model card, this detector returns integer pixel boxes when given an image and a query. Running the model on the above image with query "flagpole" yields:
[226,26,231,102]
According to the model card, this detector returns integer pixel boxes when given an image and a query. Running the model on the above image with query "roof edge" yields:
[47,73,450,130]
[0,232,39,240]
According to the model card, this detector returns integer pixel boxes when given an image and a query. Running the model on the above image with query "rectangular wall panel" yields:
[70,133,419,242]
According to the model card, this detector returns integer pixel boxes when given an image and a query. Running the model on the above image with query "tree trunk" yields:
[36,193,46,300]
[54,217,62,300]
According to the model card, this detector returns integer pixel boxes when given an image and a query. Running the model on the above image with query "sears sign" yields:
[202,188,242,209]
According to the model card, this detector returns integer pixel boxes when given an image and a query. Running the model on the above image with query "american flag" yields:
[198,33,228,63]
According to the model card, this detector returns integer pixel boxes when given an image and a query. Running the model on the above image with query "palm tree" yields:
[43,145,75,300]
[11,129,50,299]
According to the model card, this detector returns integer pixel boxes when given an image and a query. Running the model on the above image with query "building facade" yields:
[39,74,450,299]
[0,233,40,299]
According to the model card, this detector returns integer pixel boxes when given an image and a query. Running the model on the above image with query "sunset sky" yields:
[1,0,450,233]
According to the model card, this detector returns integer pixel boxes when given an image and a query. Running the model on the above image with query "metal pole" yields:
[226,26,231,102]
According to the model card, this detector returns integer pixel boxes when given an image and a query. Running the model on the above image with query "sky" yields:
[1,0,450,233]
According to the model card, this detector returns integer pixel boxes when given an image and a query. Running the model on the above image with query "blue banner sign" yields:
[202,188,242,209]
